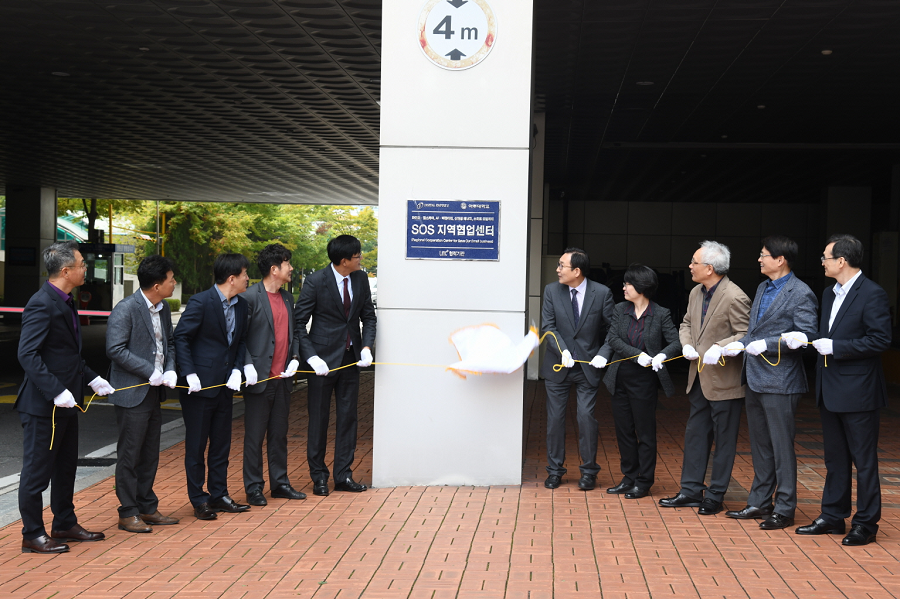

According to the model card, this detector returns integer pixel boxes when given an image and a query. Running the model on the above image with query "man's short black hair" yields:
[137,255,175,290]
[327,234,361,265]
[564,247,590,276]
[624,264,658,299]
[761,235,798,268]
[257,243,292,279]
[827,234,864,268]
[213,253,250,285]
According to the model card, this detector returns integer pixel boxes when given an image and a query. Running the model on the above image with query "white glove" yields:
[783,332,808,350]
[280,359,299,378]
[637,352,652,367]
[651,353,666,372]
[745,339,767,356]
[244,363,258,386]
[722,341,744,357]
[560,350,575,368]
[186,373,201,394]
[54,389,76,408]
[682,344,699,361]
[812,338,833,356]
[226,369,242,391]
[89,376,115,396]
[308,356,329,376]
[357,347,373,368]
[589,355,607,369]
[703,344,723,365]
[149,369,164,386]
[162,370,178,389]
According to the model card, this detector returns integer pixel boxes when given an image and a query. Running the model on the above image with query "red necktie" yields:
[343,277,351,349]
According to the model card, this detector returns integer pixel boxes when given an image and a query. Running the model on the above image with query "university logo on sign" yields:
[418,0,497,71]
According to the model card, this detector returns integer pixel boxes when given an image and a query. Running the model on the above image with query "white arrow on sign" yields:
[417,0,497,71]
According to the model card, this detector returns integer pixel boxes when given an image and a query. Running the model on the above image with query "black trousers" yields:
[307,348,360,482]
[115,387,164,517]
[611,360,659,490]
[243,378,292,493]
[19,412,79,540]
[544,366,601,477]
[819,406,881,533]
[180,387,234,506]
[679,381,743,502]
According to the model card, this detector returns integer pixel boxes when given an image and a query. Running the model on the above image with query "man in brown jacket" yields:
[659,241,750,515]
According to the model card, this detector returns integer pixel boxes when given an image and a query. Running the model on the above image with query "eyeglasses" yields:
[821,255,839,263]
[65,262,87,271]
[689,259,709,266]
[557,262,573,270]
[759,253,772,259]
[351,253,362,260]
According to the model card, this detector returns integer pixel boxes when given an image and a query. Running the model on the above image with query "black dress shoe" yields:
[697,498,723,515]
[624,487,650,499]
[193,503,218,520]
[578,474,596,491]
[842,524,876,546]
[22,534,69,554]
[313,480,330,496]
[334,477,368,492]
[544,475,562,489]
[210,495,250,513]
[246,488,268,506]
[795,518,845,535]
[272,484,307,500]
[725,505,774,520]
[50,523,105,542]
[607,481,633,494]
[659,493,703,508]
[759,513,794,530]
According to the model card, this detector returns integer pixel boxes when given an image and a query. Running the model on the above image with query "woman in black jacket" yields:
[595,264,681,498]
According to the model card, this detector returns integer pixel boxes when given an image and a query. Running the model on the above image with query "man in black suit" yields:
[106,255,180,533]
[540,247,614,491]
[16,241,115,554]
[242,244,305,506]
[797,234,891,546]
[295,235,376,496]
[175,253,251,520]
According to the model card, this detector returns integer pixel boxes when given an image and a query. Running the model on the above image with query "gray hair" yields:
[699,240,731,275]
[43,241,79,277]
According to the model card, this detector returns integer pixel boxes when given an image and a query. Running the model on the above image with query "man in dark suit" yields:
[16,241,114,554]
[175,253,251,520]
[797,234,891,546]
[242,244,305,506]
[106,255,180,533]
[721,236,818,530]
[540,247,614,491]
[295,234,376,496]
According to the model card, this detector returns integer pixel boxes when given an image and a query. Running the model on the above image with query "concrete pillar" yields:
[527,113,545,381]
[374,0,534,486]
[4,186,56,306]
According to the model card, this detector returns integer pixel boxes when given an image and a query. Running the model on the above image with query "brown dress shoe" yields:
[22,534,69,554]
[118,515,152,533]
[50,523,105,542]
[140,511,179,525]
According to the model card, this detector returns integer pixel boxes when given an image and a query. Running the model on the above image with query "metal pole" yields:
[156,200,160,255]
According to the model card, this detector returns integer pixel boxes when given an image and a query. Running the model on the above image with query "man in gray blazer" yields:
[106,255,180,533]
[722,236,817,529]
[540,247,614,491]
[242,244,305,506]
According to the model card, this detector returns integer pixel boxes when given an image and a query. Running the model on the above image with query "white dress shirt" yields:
[140,289,165,373]
[829,270,862,331]
[331,264,353,303]
[569,277,587,317]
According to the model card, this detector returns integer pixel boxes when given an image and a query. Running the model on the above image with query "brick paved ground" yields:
[2,370,900,598]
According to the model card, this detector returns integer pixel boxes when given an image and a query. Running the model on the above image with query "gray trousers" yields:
[745,388,800,517]
[680,381,742,501]
[243,378,292,493]
[115,388,164,517]
[544,366,600,477]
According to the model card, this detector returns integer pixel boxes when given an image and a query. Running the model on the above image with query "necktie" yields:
[571,288,579,327]
[149,305,164,372]
[224,299,234,345]
[343,277,351,349]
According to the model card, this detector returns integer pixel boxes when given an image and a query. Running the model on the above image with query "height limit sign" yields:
[418,0,497,71]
